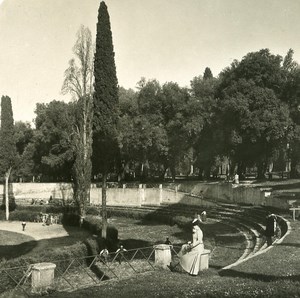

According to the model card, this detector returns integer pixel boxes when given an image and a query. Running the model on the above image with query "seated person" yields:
[169,219,204,276]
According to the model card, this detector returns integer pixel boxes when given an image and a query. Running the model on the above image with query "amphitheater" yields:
[0,181,299,297]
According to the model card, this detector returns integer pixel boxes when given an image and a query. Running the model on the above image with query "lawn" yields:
[47,220,300,298]
[2,188,299,298]
[45,221,300,298]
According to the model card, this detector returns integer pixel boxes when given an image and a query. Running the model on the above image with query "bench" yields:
[289,207,300,221]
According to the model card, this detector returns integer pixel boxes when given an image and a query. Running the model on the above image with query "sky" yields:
[1,0,300,124]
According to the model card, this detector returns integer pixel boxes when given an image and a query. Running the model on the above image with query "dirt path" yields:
[0,220,69,240]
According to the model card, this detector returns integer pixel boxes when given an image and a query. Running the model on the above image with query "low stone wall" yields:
[0,182,293,210]
[177,182,266,206]
[90,187,142,207]
[162,190,218,208]
[0,183,73,201]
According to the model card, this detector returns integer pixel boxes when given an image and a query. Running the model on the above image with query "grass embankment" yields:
[49,220,300,298]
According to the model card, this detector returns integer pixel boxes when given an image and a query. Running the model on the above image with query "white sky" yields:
[1,0,300,123]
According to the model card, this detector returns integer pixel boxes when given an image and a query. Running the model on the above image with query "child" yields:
[116,245,127,264]
[99,248,109,264]
[22,222,26,231]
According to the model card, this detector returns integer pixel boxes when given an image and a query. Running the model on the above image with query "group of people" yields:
[36,212,58,225]
[99,245,128,264]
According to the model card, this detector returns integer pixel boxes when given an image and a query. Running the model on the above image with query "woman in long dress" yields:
[169,219,204,276]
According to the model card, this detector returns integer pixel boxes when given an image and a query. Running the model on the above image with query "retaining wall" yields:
[0,182,293,210]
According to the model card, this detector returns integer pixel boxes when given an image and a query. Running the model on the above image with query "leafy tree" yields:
[161,82,197,179]
[0,96,17,220]
[280,49,300,177]
[62,25,94,98]
[216,49,294,179]
[62,25,94,222]
[190,74,219,179]
[118,87,140,179]
[219,49,284,95]
[135,79,167,178]
[72,95,93,221]
[33,101,74,181]
[282,48,298,73]
[218,79,291,179]
[93,1,119,238]
[203,67,213,80]
[14,121,35,181]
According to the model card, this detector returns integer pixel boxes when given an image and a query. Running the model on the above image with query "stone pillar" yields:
[154,244,171,269]
[234,174,239,184]
[31,262,56,293]
[139,184,145,205]
[199,249,211,271]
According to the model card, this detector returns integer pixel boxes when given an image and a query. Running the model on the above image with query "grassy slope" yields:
[49,221,300,298]
[49,180,300,298]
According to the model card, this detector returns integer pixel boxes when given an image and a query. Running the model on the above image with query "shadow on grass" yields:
[0,240,38,259]
[277,242,300,248]
[253,180,300,191]
[0,225,93,260]
[219,268,300,282]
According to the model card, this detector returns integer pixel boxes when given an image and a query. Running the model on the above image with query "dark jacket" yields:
[265,214,276,237]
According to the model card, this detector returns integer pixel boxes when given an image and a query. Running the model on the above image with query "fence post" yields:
[153,244,171,269]
[31,262,56,294]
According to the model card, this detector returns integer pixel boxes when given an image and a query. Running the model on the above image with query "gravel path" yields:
[0,220,69,240]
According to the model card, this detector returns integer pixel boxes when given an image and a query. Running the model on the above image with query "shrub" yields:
[81,215,118,240]
[62,212,80,226]
[86,206,100,216]
[84,237,99,257]
[0,209,38,221]
[82,215,102,234]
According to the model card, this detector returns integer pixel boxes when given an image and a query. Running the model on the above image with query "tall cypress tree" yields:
[93,1,119,238]
[0,96,17,220]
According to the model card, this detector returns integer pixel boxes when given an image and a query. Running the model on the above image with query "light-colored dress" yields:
[179,226,204,275]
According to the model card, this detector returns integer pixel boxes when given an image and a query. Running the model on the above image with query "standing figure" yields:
[265,212,277,246]
[21,222,26,231]
[169,219,204,276]
[165,237,172,245]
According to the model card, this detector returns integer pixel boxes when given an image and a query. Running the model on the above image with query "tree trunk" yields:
[290,158,299,178]
[101,172,108,239]
[256,162,266,180]
[189,163,194,176]
[5,167,11,221]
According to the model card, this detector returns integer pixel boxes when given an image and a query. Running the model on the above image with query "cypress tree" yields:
[0,96,17,220]
[93,1,119,238]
